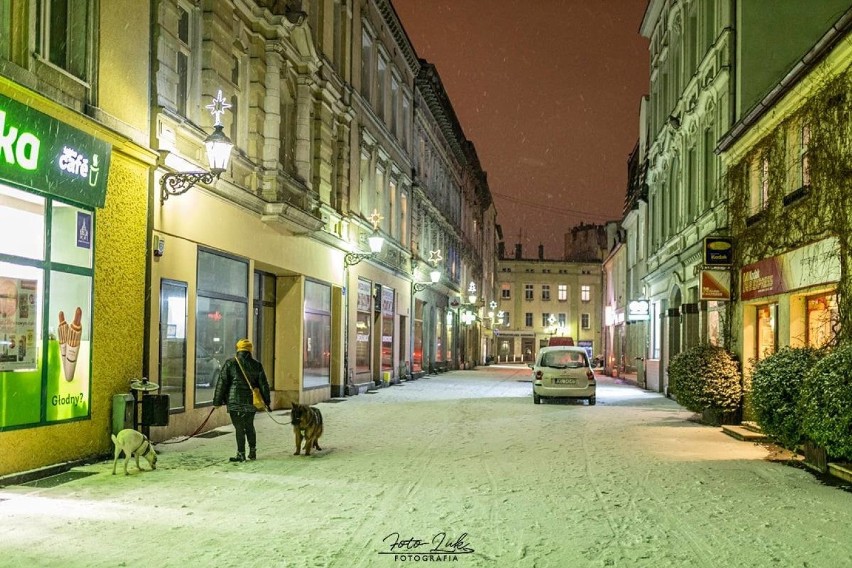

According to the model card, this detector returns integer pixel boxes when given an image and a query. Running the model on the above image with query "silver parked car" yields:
[530,346,596,405]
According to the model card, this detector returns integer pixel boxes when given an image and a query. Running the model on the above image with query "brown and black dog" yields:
[290,402,323,456]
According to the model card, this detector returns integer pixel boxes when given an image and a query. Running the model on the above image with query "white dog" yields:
[111,429,158,475]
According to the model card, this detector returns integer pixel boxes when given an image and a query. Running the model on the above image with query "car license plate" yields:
[554,378,576,385]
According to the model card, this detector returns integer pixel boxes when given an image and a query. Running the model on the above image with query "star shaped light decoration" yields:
[205,90,232,126]
[428,249,443,266]
[368,208,384,230]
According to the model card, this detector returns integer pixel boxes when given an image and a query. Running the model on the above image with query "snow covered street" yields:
[1,365,851,568]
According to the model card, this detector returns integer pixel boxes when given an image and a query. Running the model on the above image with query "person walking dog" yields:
[213,338,271,462]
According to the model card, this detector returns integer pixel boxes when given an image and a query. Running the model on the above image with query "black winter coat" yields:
[213,351,271,413]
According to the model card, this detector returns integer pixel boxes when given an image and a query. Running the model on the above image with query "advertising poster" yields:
[700,270,732,301]
[0,277,38,371]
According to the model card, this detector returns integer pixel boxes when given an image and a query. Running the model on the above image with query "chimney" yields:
[498,242,505,259]
[515,243,523,259]
[538,244,544,260]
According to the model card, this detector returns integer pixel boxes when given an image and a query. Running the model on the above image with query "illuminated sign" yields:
[0,93,111,208]
[627,300,650,321]
[701,270,731,301]
[704,237,733,266]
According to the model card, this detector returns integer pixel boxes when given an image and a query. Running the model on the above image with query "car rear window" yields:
[540,351,588,368]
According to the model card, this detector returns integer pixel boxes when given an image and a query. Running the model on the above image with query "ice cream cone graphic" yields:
[58,311,69,360]
[63,307,83,382]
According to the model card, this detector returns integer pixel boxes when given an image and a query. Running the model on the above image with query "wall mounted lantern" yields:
[344,209,385,267]
[413,250,443,292]
[160,90,234,205]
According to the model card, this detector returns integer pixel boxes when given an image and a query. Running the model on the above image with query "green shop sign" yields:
[0,93,111,208]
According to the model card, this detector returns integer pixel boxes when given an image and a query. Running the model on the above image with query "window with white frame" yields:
[402,93,411,150]
[501,283,511,299]
[360,28,373,102]
[175,3,194,117]
[749,155,770,215]
[541,284,550,301]
[525,312,533,327]
[558,313,567,327]
[524,284,534,301]
[502,311,510,326]
[400,192,409,247]
[388,178,397,238]
[541,313,551,327]
[376,53,387,119]
[391,73,400,136]
[800,123,811,189]
[581,313,591,329]
[37,0,91,81]
[375,166,385,229]
[581,285,591,302]
[557,284,567,301]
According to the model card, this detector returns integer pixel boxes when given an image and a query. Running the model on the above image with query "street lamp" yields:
[160,90,234,205]
[467,282,478,304]
[413,249,443,292]
[344,209,385,267]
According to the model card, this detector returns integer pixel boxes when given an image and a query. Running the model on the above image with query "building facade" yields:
[639,0,733,394]
[0,0,497,476]
[718,6,852,401]
[0,0,155,476]
[496,245,602,364]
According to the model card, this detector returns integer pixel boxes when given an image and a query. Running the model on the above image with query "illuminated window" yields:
[755,304,777,360]
[558,284,568,301]
[806,293,838,348]
[581,285,591,302]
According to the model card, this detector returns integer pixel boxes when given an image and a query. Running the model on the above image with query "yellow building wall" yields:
[0,154,149,477]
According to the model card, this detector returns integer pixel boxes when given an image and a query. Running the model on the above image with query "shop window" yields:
[807,293,838,348]
[380,286,395,373]
[355,279,372,375]
[304,279,331,388]
[756,304,777,361]
[0,184,93,430]
[159,280,187,411]
[412,299,424,373]
[195,250,247,406]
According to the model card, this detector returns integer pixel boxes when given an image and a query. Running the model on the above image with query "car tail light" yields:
[587,370,594,381]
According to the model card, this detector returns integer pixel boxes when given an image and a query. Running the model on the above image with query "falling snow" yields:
[1,367,850,568]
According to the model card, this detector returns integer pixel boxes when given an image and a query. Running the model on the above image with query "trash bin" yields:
[141,395,170,427]
[112,393,135,435]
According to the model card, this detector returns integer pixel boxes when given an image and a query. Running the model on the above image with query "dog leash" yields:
[158,407,217,445]
[262,406,290,426]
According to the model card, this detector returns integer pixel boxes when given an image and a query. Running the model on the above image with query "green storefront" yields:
[0,91,111,431]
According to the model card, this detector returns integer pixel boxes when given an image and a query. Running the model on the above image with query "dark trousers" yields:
[229,411,257,454]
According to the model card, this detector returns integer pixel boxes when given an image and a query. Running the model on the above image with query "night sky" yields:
[392,0,649,259]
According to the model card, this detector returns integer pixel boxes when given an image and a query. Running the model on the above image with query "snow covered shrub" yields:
[800,343,852,461]
[750,347,824,449]
[668,344,742,415]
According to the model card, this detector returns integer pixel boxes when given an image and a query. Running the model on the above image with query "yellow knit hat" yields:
[236,338,253,352]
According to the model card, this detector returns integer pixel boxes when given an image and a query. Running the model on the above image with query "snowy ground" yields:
[1,365,851,568]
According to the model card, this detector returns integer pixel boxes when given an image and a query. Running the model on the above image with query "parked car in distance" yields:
[529,346,596,405]
[195,346,222,388]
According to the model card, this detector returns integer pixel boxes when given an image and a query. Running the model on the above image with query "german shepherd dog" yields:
[291,402,323,456]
